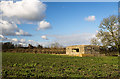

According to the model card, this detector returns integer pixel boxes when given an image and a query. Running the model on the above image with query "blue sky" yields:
[41,0,120,2]
[0,1,118,47]
[45,2,117,34]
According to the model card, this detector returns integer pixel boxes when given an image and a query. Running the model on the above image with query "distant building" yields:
[66,45,101,57]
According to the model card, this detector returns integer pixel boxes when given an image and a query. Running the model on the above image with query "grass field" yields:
[2,53,119,78]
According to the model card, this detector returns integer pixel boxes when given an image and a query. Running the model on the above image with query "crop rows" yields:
[2,53,119,78]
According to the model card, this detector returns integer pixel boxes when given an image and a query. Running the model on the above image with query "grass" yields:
[2,52,119,78]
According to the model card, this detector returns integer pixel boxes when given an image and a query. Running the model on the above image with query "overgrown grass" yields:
[2,52,119,78]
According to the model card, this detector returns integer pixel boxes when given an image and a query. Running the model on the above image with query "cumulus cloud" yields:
[0,0,46,21]
[0,34,14,42]
[20,39,26,43]
[0,35,39,46]
[85,15,96,21]
[41,35,48,40]
[37,21,51,30]
[0,35,4,39]
[0,0,47,36]
[15,29,31,36]
[11,38,18,42]
[0,34,7,41]
[0,19,31,36]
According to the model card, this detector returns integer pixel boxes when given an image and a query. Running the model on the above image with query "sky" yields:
[41,0,120,2]
[0,0,118,47]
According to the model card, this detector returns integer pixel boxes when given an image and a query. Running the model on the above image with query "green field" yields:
[2,53,119,78]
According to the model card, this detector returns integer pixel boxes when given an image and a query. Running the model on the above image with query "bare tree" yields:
[50,42,63,48]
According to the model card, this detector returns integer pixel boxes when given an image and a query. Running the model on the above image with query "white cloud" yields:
[0,0,47,36]
[0,0,46,21]
[41,35,48,40]
[15,29,31,36]
[12,38,18,42]
[44,33,95,47]
[0,35,4,39]
[0,33,95,47]
[28,40,39,46]
[0,34,7,41]
[85,15,96,21]
[0,35,39,46]
[18,39,39,46]
[0,35,17,42]
[0,19,31,36]
[55,33,95,46]
[37,21,51,30]
[20,39,26,43]
[18,43,27,47]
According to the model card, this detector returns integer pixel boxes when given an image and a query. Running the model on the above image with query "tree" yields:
[90,38,100,45]
[37,45,43,49]
[92,15,118,48]
[28,44,34,49]
[2,42,14,49]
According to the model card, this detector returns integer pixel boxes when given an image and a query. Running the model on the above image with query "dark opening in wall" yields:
[72,49,79,52]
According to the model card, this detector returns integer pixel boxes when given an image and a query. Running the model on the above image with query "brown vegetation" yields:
[1,42,66,54]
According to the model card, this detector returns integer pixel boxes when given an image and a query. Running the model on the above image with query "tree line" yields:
[1,42,65,50]
[1,42,66,54]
